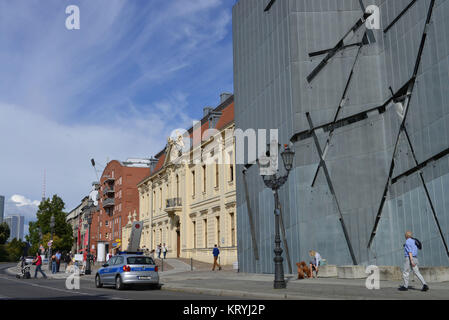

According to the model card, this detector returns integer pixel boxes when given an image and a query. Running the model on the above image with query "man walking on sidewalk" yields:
[212,244,222,271]
[33,253,47,279]
[399,231,429,292]
[55,251,61,273]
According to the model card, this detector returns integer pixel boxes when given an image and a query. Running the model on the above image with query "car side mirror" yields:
[102,264,109,267]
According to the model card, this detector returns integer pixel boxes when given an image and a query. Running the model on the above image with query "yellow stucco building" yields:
[134,95,237,265]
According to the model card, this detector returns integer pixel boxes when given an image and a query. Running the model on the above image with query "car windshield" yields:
[127,257,155,265]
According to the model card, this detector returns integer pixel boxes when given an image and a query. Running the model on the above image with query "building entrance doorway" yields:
[176,222,181,258]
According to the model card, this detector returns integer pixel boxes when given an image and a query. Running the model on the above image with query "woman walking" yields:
[33,253,47,279]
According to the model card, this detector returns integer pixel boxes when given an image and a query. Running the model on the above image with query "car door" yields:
[113,256,125,280]
[102,257,116,284]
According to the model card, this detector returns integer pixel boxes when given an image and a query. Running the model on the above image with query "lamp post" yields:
[49,214,55,271]
[258,144,295,289]
[85,201,94,275]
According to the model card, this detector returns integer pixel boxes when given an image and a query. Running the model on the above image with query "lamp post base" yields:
[85,253,92,275]
[274,280,287,289]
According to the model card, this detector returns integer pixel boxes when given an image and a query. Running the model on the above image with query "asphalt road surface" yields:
[0,263,241,300]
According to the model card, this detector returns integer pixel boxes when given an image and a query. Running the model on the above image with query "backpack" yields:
[413,238,422,250]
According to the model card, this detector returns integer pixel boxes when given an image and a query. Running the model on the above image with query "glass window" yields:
[127,257,155,265]
[108,257,117,265]
[115,256,124,265]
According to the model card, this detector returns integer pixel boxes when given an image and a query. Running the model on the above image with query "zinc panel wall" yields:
[234,0,449,273]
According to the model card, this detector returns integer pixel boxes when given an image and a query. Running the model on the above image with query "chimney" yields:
[220,92,232,103]
[203,107,214,118]
[208,111,222,129]
[149,157,158,172]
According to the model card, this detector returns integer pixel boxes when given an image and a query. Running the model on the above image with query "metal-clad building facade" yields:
[0,195,4,224]
[233,0,449,273]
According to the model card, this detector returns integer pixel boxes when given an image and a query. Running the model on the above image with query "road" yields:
[0,263,241,300]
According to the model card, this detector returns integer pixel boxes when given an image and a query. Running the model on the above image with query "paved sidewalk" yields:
[161,259,192,275]
[160,270,449,300]
[158,260,449,300]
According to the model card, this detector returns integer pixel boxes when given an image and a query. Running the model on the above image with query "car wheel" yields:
[115,275,125,290]
[95,274,103,288]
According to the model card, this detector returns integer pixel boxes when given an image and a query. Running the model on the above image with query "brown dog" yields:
[296,261,311,279]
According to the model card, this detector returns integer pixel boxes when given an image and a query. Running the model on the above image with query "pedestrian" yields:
[64,253,71,273]
[33,252,47,279]
[212,244,222,271]
[308,250,322,278]
[65,252,71,271]
[162,243,168,259]
[399,231,429,292]
[51,254,57,274]
[150,249,155,260]
[156,244,161,259]
[55,251,61,273]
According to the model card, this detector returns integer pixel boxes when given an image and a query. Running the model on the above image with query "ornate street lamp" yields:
[258,144,295,289]
[85,200,94,275]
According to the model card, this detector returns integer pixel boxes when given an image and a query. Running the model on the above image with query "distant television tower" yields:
[42,169,46,202]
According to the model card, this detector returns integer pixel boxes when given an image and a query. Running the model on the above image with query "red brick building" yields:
[89,159,151,261]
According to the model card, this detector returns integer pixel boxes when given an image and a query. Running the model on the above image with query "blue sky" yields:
[0,0,236,235]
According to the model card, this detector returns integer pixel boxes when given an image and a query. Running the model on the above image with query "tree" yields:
[0,245,8,262]
[0,222,10,245]
[27,195,73,254]
[6,238,26,261]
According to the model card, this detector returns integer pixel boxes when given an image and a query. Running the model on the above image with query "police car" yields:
[95,252,159,290]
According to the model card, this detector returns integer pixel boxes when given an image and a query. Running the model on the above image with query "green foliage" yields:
[0,245,9,262]
[0,239,27,262]
[0,222,10,245]
[27,195,73,253]
[5,238,26,261]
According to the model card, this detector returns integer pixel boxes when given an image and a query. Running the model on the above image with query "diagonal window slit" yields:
[384,0,418,33]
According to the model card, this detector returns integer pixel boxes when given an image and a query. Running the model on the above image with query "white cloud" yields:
[10,195,40,207]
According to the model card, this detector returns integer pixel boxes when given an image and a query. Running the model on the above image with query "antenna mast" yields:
[42,169,46,202]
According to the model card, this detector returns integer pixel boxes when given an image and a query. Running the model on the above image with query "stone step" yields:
[335,265,449,282]
[316,265,338,278]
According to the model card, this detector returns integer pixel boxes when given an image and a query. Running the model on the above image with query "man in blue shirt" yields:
[212,244,222,271]
[55,251,62,272]
[399,231,429,292]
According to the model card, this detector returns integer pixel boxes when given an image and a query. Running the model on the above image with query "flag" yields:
[77,219,81,248]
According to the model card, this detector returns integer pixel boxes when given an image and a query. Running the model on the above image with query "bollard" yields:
[191,258,193,271]
[162,259,164,272]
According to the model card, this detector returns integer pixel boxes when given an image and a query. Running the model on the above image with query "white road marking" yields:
[0,275,126,300]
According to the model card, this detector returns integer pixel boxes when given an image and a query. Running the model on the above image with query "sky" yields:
[0,0,237,237]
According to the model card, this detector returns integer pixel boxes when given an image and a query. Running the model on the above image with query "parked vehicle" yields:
[95,252,159,290]
[24,256,35,265]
